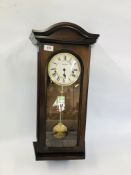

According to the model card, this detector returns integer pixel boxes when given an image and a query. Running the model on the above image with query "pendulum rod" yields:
[59,86,64,123]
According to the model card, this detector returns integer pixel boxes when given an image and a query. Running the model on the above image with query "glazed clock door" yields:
[46,52,82,147]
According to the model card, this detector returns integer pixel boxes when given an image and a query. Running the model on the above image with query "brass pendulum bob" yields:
[53,122,67,139]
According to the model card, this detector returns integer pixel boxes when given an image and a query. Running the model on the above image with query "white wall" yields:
[0,0,131,175]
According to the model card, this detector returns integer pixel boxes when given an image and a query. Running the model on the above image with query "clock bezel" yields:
[48,51,81,86]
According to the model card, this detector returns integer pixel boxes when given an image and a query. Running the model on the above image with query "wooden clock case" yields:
[30,22,99,160]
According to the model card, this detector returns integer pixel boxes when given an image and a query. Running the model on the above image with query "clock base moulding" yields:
[33,142,85,160]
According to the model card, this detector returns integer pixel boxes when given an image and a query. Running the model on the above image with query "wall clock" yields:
[30,22,99,160]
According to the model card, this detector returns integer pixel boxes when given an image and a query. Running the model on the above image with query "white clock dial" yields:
[48,52,81,86]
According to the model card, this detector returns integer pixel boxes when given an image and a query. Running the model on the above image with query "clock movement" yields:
[30,22,99,160]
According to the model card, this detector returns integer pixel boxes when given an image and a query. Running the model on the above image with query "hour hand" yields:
[63,73,66,78]
[63,68,66,78]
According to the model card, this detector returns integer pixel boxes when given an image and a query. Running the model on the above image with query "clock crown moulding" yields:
[30,22,99,45]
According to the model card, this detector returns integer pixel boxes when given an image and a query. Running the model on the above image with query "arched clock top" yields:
[30,22,99,45]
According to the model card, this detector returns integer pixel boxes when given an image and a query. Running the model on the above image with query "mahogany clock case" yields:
[30,22,99,160]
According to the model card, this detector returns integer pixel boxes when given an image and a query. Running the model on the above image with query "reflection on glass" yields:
[46,78,81,147]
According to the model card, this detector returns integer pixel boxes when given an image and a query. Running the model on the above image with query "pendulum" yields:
[53,86,68,139]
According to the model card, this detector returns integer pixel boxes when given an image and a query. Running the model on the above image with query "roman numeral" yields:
[57,76,60,81]
[69,58,72,62]
[50,68,56,70]
[57,57,61,61]
[64,56,66,60]
[68,78,71,82]
[53,62,57,65]
[52,71,56,76]
[72,73,76,77]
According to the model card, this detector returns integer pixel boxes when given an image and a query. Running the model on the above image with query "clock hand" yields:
[63,73,66,78]
[63,68,66,78]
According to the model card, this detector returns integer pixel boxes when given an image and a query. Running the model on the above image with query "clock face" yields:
[48,52,81,86]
